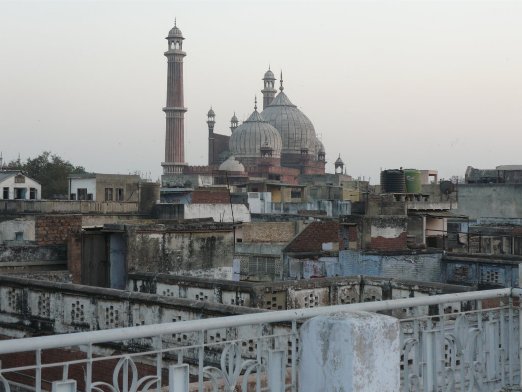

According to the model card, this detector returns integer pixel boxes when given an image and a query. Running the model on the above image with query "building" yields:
[68,173,141,202]
[160,23,334,204]
[0,171,41,200]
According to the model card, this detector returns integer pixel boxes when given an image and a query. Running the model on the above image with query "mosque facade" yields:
[162,23,334,189]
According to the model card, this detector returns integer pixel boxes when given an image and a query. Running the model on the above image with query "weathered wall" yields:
[184,203,251,223]
[0,200,139,214]
[35,215,82,245]
[0,275,258,339]
[241,222,298,243]
[369,218,408,251]
[191,188,230,204]
[0,245,65,264]
[456,184,522,220]
[126,227,235,274]
[339,250,443,283]
[0,217,36,244]
[442,255,519,288]
[129,273,470,314]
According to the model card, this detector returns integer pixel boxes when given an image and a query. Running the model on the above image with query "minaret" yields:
[261,67,277,109]
[230,112,239,133]
[207,107,216,165]
[162,21,187,175]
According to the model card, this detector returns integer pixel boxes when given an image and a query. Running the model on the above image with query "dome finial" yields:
[174,17,177,27]
[279,70,284,92]
[254,96,258,111]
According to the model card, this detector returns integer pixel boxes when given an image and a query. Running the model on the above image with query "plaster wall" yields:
[0,217,36,243]
[247,192,272,213]
[456,184,522,219]
[127,229,235,275]
[184,203,251,223]
[70,178,96,199]
[339,250,442,283]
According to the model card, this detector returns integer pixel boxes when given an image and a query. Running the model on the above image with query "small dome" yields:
[335,155,344,165]
[231,113,238,123]
[229,109,282,158]
[168,25,184,39]
[263,69,275,80]
[207,107,215,117]
[219,156,245,172]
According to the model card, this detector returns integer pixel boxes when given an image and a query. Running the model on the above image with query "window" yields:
[29,188,37,200]
[77,188,88,200]
[2,187,8,199]
[14,175,25,183]
[14,188,26,199]
[116,188,124,201]
[291,189,302,199]
[105,188,113,201]
[70,193,76,200]
[87,193,93,200]
[15,232,23,241]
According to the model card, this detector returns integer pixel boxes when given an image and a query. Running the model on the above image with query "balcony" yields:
[0,288,519,391]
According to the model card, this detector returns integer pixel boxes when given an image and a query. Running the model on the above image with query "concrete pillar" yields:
[298,311,400,392]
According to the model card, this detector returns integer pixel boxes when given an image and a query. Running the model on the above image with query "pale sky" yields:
[1,0,521,183]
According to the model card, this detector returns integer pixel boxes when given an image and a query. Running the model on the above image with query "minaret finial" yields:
[279,70,284,92]
[174,18,177,27]
[254,96,258,111]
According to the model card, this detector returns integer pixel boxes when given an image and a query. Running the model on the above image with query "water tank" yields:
[380,169,406,193]
[404,169,422,193]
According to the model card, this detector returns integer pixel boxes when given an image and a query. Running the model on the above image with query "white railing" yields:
[0,288,518,392]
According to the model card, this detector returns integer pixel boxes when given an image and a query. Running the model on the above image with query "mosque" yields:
[161,22,346,191]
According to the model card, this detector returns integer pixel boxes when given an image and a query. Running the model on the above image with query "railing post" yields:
[299,311,400,392]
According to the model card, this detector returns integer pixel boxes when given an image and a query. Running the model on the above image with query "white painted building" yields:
[0,171,41,200]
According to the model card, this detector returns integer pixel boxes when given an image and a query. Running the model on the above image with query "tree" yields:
[7,152,86,199]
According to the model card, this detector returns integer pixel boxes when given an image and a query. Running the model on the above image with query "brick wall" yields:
[191,188,230,204]
[369,232,408,251]
[35,215,82,245]
[242,222,297,243]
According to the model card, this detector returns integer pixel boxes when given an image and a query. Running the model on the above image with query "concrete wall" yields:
[339,250,443,283]
[126,227,235,275]
[129,273,470,314]
[456,184,522,219]
[0,275,258,339]
[247,192,272,214]
[442,256,519,288]
[69,178,96,200]
[0,217,36,244]
[184,203,251,223]
[0,200,139,214]
[267,200,351,217]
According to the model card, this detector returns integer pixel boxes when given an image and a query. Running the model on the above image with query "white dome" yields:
[229,110,282,158]
[261,92,316,155]
[219,156,245,172]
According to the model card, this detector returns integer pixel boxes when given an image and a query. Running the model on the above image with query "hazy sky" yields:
[1,0,521,183]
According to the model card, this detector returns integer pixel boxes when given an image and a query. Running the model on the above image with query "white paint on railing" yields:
[299,311,400,392]
[0,288,519,392]
[0,288,511,355]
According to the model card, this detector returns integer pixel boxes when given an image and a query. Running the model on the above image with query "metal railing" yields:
[0,288,519,391]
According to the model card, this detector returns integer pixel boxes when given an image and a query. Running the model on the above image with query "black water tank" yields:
[381,169,406,193]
